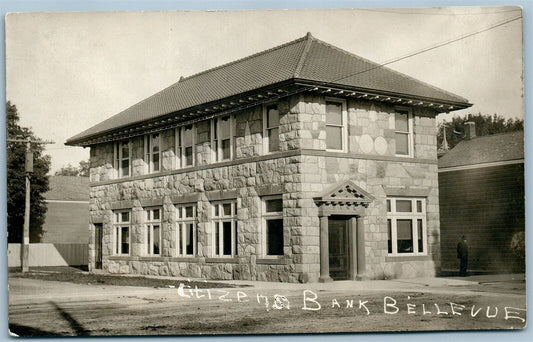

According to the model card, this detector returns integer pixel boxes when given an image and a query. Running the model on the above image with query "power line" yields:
[327,14,522,85]
[46,146,76,151]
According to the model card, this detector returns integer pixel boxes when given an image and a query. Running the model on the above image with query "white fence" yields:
[7,243,88,267]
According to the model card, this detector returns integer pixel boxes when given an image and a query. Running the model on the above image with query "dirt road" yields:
[8,275,526,336]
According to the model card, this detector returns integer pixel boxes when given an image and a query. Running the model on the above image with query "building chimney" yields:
[464,122,476,140]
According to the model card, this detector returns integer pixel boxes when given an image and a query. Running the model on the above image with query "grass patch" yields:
[10,271,246,289]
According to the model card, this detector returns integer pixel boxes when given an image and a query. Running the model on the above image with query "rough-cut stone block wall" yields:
[319,157,439,279]
[161,129,176,171]
[89,154,319,282]
[292,96,440,279]
[87,92,441,282]
[131,136,144,177]
[235,106,263,158]
[89,143,114,182]
[348,101,396,156]
[195,120,212,166]
[413,110,438,160]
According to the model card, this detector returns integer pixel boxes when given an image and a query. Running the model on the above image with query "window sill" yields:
[108,255,131,260]
[385,255,431,262]
[256,257,289,265]
[109,256,200,262]
[136,256,164,261]
[205,257,239,263]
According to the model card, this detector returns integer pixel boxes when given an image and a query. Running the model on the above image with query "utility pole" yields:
[7,137,54,272]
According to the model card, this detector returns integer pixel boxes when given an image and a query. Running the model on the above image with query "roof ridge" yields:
[310,37,470,104]
[293,32,314,78]
[178,34,309,83]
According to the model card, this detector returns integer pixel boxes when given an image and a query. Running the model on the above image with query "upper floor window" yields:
[395,109,413,156]
[262,196,284,256]
[144,133,161,173]
[325,99,347,151]
[213,116,233,162]
[387,197,426,256]
[144,207,161,256]
[264,103,280,153]
[176,204,197,257]
[212,201,238,257]
[113,210,130,255]
[114,140,131,178]
[180,125,195,167]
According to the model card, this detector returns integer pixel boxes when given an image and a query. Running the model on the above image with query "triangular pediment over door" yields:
[314,180,375,210]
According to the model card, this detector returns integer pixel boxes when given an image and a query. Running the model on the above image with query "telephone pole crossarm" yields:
[7,138,55,144]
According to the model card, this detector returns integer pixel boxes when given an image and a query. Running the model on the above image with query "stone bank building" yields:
[66,33,471,282]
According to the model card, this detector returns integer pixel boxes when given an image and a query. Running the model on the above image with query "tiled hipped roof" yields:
[66,33,471,146]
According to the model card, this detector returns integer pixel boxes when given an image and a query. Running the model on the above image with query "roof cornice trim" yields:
[67,78,471,147]
[294,80,472,110]
[66,81,300,146]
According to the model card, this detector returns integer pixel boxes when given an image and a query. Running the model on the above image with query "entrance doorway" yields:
[94,223,103,269]
[328,219,349,280]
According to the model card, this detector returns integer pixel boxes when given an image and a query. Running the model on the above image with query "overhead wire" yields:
[320,14,523,85]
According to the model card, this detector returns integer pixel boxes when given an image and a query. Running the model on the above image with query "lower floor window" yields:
[263,196,284,256]
[145,208,161,255]
[146,225,161,255]
[212,201,238,257]
[266,219,283,255]
[176,205,197,256]
[114,210,130,255]
[177,222,195,255]
[387,197,426,255]
[115,226,130,255]
[214,221,238,256]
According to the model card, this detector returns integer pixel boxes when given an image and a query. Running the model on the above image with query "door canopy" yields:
[314,180,375,209]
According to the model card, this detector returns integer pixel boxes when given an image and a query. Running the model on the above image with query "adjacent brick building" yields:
[438,127,525,274]
[42,176,90,244]
[66,33,471,282]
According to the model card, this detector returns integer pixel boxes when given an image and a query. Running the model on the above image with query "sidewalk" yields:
[97,272,525,292]
[445,273,526,284]
[11,266,524,292]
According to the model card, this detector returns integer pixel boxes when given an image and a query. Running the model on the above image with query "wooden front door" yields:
[328,219,349,280]
[94,223,103,269]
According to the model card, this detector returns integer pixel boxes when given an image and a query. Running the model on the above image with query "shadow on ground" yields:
[9,301,91,337]
[9,324,56,337]
[51,301,91,335]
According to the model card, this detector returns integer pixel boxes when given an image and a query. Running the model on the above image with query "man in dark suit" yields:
[457,235,468,277]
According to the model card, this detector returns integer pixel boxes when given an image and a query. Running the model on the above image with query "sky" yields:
[5,6,524,173]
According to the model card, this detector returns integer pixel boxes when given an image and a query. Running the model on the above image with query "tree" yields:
[438,113,523,150]
[55,159,90,177]
[7,101,51,243]
[78,160,90,177]
[55,163,79,176]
